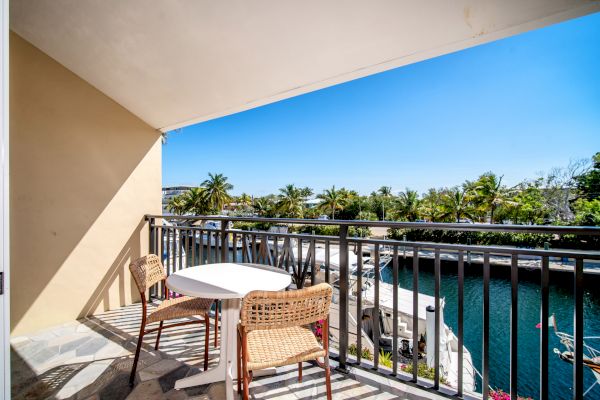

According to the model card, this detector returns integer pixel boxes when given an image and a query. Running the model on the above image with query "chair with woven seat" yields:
[237,283,333,400]
[128,254,215,386]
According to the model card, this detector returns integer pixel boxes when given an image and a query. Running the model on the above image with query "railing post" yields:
[337,224,349,373]
[149,217,156,255]
[220,218,228,262]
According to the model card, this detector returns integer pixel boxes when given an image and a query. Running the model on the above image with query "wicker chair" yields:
[128,254,215,386]
[237,283,333,400]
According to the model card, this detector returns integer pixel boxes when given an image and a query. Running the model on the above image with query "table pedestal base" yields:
[174,298,240,400]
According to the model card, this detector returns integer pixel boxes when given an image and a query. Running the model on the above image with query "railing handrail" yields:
[151,222,600,259]
[145,214,600,236]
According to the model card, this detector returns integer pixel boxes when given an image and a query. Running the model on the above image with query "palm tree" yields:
[252,198,270,217]
[202,173,233,212]
[317,186,347,220]
[377,186,393,220]
[441,187,474,223]
[166,195,188,215]
[395,188,420,221]
[183,187,209,215]
[419,188,445,222]
[299,187,314,200]
[473,173,507,223]
[378,186,392,197]
[277,184,304,218]
[238,193,252,207]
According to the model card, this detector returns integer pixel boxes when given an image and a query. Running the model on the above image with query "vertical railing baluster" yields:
[183,228,189,269]
[297,237,302,285]
[221,220,228,262]
[483,252,490,399]
[207,231,213,264]
[171,228,176,272]
[191,228,196,266]
[458,250,464,397]
[148,218,155,298]
[273,235,279,265]
[213,231,218,263]
[310,238,316,286]
[166,228,171,275]
[574,258,584,399]
[392,245,399,375]
[434,248,441,389]
[356,242,363,366]
[540,255,549,400]
[374,244,380,369]
[232,233,238,263]
[325,240,330,284]
[412,245,419,382]
[251,233,257,263]
[149,217,155,255]
[199,229,204,265]
[178,228,183,270]
[510,254,519,400]
[338,225,349,371]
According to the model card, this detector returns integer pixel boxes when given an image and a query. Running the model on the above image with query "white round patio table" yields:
[166,262,291,400]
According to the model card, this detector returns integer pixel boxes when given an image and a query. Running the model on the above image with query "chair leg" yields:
[237,330,242,394]
[203,314,210,371]
[324,357,332,400]
[298,362,302,382]
[129,330,145,387]
[241,330,250,400]
[154,321,164,350]
[214,300,219,347]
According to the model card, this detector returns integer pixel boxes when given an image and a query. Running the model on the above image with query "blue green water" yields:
[379,260,600,399]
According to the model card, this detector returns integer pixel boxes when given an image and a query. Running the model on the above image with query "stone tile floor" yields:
[11,303,445,400]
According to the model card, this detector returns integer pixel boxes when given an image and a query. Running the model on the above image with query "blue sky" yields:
[163,12,600,196]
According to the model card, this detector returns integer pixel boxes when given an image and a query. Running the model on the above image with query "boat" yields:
[352,258,476,392]
[552,315,600,396]
[191,219,243,249]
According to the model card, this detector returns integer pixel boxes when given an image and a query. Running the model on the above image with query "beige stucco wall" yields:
[9,33,162,335]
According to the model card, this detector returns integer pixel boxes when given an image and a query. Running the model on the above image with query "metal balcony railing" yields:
[146,215,600,400]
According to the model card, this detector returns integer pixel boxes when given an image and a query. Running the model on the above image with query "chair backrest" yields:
[129,254,167,295]
[240,283,333,331]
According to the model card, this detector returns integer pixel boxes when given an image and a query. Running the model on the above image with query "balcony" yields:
[10,216,600,399]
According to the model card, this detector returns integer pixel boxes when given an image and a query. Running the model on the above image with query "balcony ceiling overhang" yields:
[10,0,600,132]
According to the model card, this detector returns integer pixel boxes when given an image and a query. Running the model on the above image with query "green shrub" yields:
[401,363,448,384]
[348,343,374,361]
[295,225,372,237]
[232,221,273,231]
[386,228,600,250]
[378,350,393,368]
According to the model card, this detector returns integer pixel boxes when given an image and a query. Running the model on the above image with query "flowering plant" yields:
[314,319,324,342]
[489,389,532,400]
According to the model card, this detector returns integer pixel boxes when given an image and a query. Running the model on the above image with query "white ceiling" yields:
[10,1,600,131]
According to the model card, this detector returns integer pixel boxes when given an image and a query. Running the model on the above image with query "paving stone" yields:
[182,382,209,397]
[76,338,109,357]
[15,340,48,360]
[11,379,54,400]
[92,340,131,360]
[126,379,164,400]
[157,365,191,393]
[138,359,183,382]
[58,337,93,354]
[28,345,60,367]
[164,388,190,400]
[206,382,225,400]
[98,372,133,400]
[55,361,113,399]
